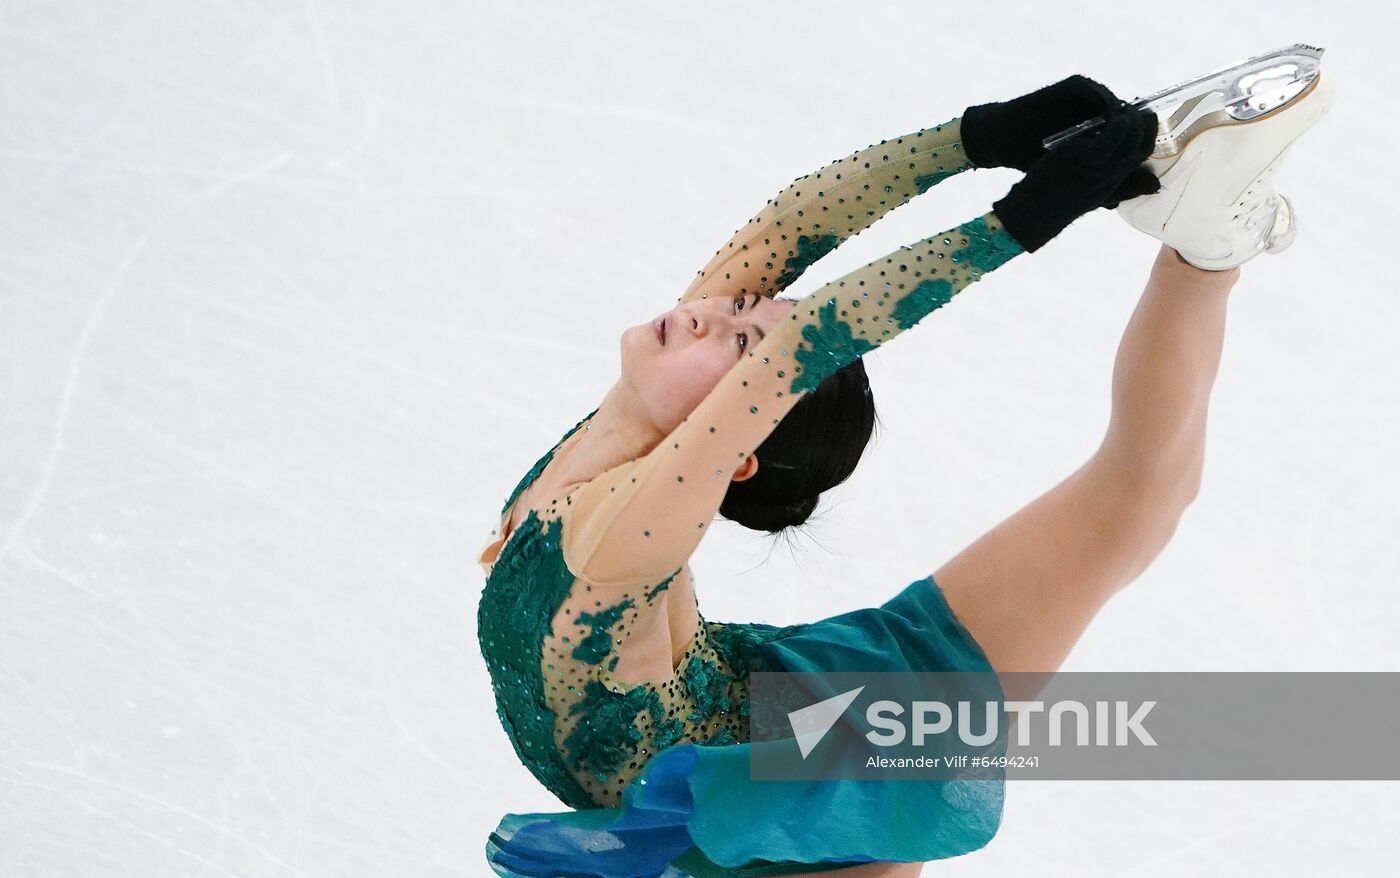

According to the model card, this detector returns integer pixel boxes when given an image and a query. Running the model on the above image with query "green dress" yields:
[477,114,1017,876]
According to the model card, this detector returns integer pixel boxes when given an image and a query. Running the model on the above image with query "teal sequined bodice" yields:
[477,115,1029,812]
[477,416,805,809]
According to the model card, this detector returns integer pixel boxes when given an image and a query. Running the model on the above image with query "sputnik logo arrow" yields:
[787,686,865,759]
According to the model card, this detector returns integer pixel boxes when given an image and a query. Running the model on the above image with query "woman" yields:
[476,71,1329,876]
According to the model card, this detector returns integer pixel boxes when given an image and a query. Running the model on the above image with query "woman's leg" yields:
[931,243,1240,686]
[750,246,1236,878]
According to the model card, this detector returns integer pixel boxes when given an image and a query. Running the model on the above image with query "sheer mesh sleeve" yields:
[562,225,1025,589]
[676,117,974,305]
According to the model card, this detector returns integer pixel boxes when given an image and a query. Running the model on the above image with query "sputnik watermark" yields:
[752,671,1400,780]
[866,698,1157,747]
[790,687,1156,759]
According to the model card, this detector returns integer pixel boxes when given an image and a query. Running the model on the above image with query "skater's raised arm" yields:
[562,84,1161,591]
[674,76,1159,310]
[674,119,972,307]
[567,211,1018,589]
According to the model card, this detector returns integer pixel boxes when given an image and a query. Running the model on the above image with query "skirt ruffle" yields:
[486,575,1007,878]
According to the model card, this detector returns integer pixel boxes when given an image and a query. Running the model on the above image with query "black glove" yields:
[961,74,1160,213]
[992,104,1160,254]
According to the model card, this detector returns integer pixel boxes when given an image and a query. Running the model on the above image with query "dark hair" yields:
[718,352,879,535]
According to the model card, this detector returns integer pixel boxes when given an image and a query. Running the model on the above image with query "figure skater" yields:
[476,69,1337,877]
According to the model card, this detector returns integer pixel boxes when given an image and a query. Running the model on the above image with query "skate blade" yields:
[1042,42,1325,150]
[1151,70,1329,161]
[1117,68,1336,270]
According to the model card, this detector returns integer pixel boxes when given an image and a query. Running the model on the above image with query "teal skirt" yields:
[486,575,1007,877]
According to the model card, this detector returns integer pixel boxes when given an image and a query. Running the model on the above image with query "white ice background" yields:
[2,1,1397,875]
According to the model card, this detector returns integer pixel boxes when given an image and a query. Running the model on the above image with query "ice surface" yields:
[1,1,1397,875]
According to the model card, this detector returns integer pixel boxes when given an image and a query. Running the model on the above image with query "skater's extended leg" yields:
[931,243,1239,684]
[1096,244,1239,505]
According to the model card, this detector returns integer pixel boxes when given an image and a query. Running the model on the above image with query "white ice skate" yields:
[1085,45,1338,270]
[1043,44,1328,151]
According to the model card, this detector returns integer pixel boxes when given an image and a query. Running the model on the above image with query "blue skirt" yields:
[485,575,1006,877]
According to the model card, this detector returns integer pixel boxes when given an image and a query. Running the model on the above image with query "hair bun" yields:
[722,493,818,535]
[717,354,877,537]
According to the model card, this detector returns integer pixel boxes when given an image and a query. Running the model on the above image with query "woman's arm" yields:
[562,208,1024,589]
[675,118,973,307]
[672,73,1155,310]
[561,98,1157,590]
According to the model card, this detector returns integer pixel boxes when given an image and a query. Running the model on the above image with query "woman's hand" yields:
[991,102,1160,253]
[962,74,1132,171]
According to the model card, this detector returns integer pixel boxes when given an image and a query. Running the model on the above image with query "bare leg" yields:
[755,247,1238,878]
[932,243,1241,682]
[1096,244,1240,510]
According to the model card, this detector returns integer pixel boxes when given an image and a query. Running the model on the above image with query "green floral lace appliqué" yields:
[682,655,735,723]
[913,164,966,194]
[774,233,841,291]
[706,619,806,674]
[891,278,955,330]
[791,296,877,394]
[702,727,738,747]
[951,216,1024,278]
[563,680,661,785]
[476,510,596,809]
[651,718,685,749]
[643,570,678,604]
[643,690,683,748]
[571,597,636,665]
[499,408,599,517]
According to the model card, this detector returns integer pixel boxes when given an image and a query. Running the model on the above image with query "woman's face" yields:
[622,293,798,433]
